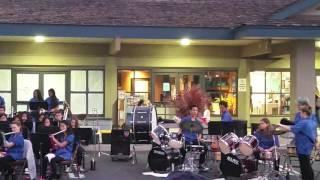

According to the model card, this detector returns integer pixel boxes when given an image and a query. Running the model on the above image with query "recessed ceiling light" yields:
[180,38,191,46]
[34,36,45,43]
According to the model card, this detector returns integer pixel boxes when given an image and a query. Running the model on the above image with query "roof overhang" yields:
[0,23,320,42]
[271,0,320,20]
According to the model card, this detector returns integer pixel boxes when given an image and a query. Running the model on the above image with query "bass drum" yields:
[148,147,170,172]
[131,106,157,143]
[148,146,182,172]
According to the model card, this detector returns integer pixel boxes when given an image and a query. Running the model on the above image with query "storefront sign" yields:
[238,78,246,92]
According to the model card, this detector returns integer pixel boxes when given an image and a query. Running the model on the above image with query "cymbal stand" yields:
[92,108,109,157]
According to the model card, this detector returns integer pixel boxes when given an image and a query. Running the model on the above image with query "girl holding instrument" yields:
[0,121,24,178]
[40,121,75,180]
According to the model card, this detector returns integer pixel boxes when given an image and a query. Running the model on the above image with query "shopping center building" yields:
[0,0,320,126]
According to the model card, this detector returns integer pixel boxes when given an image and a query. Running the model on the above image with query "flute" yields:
[51,129,66,136]
[2,132,16,136]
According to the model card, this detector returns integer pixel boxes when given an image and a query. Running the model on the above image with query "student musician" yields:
[38,117,57,135]
[180,105,208,172]
[219,101,233,122]
[29,89,44,132]
[53,110,64,127]
[254,118,280,170]
[41,121,75,180]
[71,116,85,171]
[0,121,24,178]
[45,88,59,113]
[13,115,30,139]
[279,106,316,180]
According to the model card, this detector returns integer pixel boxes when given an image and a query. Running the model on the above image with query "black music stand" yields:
[74,128,93,146]
[74,128,93,170]
[233,120,247,137]
[221,121,235,136]
[208,121,222,135]
[30,133,51,175]
[29,101,48,111]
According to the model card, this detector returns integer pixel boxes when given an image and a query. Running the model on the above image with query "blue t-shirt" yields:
[6,133,24,160]
[254,131,279,149]
[291,117,317,155]
[181,116,200,143]
[55,134,75,160]
[0,96,5,107]
[45,97,59,111]
[221,111,233,122]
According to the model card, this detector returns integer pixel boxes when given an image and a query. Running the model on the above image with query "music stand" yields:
[30,133,50,175]
[74,128,93,170]
[29,101,48,111]
[208,121,222,135]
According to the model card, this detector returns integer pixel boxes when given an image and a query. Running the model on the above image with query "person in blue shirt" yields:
[180,105,208,172]
[29,89,44,132]
[0,96,5,107]
[254,118,280,171]
[279,106,316,180]
[219,101,233,122]
[45,88,59,112]
[294,97,318,125]
[41,121,75,180]
[0,121,24,177]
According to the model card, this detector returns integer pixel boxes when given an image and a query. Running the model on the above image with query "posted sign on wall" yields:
[238,78,246,92]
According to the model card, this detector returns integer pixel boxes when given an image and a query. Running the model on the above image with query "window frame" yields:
[250,70,290,117]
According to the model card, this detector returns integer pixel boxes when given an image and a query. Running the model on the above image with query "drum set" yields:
[148,125,184,172]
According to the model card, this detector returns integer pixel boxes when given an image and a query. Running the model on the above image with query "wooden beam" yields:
[241,40,271,58]
[109,37,121,55]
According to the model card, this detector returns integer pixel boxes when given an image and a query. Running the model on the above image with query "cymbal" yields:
[180,120,203,133]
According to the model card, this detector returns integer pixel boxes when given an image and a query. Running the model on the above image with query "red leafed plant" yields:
[175,85,210,117]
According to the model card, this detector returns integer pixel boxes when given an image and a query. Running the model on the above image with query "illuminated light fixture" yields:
[316,41,320,48]
[180,38,191,46]
[34,35,45,43]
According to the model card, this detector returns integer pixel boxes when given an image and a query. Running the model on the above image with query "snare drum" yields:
[186,145,204,153]
[168,133,183,149]
[219,132,240,154]
[151,125,169,145]
[239,135,259,156]
[260,151,273,160]
[287,146,296,155]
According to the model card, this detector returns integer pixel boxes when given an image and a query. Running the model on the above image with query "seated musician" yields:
[71,116,85,171]
[53,110,64,127]
[0,121,24,177]
[13,115,30,139]
[0,110,10,133]
[180,105,208,172]
[254,118,279,171]
[279,106,316,180]
[38,117,58,135]
[40,121,75,180]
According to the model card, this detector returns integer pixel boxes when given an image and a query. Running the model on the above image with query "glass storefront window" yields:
[205,71,237,115]
[154,75,176,102]
[117,70,150,101]
[250,71,290,115]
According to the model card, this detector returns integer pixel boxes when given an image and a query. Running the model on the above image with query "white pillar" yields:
[290,40,316,115]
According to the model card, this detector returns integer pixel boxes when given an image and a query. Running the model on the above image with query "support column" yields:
[238,59,251,123]
[290,40,316,116]
[105,57,118,125]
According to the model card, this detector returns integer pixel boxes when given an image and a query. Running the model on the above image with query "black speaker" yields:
[111,129,130,156]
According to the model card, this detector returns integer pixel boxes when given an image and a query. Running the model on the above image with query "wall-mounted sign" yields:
[163,82,170,92]
[238,78,246,92]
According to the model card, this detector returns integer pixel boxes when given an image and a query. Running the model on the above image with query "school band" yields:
[0,88,83,180]
[0,87,319,179]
